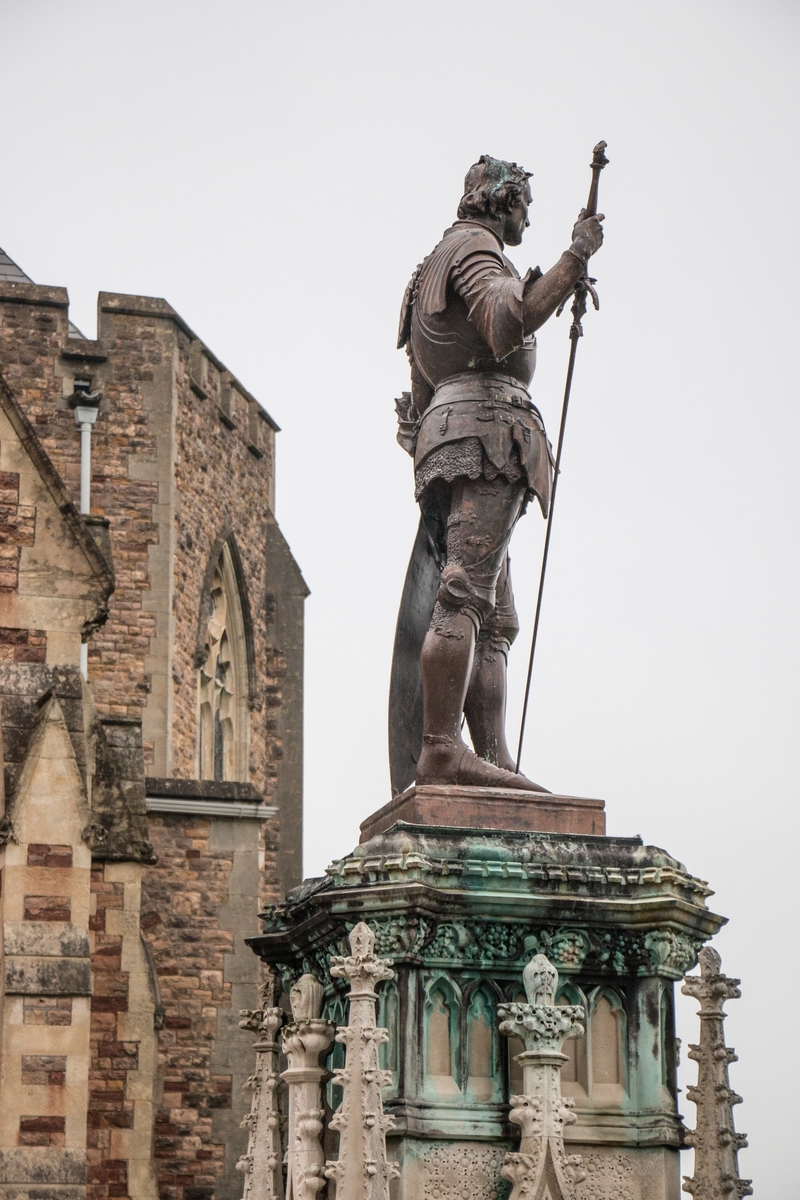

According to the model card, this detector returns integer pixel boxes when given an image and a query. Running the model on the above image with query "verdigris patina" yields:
[248,823,725,1200]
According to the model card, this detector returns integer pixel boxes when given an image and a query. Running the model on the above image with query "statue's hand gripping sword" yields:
[516,141,609,773]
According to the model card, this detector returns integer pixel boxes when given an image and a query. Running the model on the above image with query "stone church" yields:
[0,247,307,1200]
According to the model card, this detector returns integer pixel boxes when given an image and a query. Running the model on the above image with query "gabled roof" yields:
[0,245,84,337]
[0,247,33,284]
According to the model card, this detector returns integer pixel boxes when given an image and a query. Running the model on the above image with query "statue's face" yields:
[501,183,532,247]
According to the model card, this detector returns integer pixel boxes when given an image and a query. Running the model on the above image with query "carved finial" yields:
[699,945,721,975]
[281,978,336,1200]
[522,953,558,1006]
[289,973,325,1022]
[498,954,586,1200]
[682,947,752,1199]
[237,969,285,1200]
[258,971,277,1011]
[348,920,375,958]
[325,922,399,1199]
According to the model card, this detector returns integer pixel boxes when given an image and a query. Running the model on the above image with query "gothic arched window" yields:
[423,977,461,1097]
[197,543,250,782]
[588,987,627,1104]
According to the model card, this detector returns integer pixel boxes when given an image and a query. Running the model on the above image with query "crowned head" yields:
[457,155,533,245]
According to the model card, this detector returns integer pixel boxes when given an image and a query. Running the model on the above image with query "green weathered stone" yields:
[248,822,725,1200]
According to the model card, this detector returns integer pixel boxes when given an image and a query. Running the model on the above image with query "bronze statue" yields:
[389,155,604,796]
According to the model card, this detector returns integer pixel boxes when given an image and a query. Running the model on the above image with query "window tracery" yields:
[197,543,249,781]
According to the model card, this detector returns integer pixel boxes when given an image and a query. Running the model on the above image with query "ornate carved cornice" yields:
[248,826,724,987]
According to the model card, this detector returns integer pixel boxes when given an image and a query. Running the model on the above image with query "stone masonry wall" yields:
[0,285,285,792]
[87,860,159,1200]
[0,278,304,1200]
[141,816,237,1200]
[167,323,276,794]
[0,285,158,724]
[0,468,36,592]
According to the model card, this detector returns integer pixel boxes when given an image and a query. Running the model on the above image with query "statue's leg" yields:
[465,557,548,790]
[416,478,544,791]
[465,630,514,770]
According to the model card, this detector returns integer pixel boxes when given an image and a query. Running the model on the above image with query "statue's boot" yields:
[415,614,543,791]
[464,639,549,792]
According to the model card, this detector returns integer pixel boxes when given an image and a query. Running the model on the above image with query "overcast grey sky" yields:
[2,0,798,1191]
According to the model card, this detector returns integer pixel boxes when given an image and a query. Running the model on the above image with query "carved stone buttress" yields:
[681,948,752,1200]
[237,979,285,1200]
[498,954,587,1200]
[324,923,400,1200]
[281,974,336,1200]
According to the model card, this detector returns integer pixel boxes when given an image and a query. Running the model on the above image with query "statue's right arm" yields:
[521,252,585,334]
[522,213,605,334]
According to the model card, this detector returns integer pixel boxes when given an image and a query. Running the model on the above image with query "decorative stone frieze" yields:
[268,918,703,991]
[237,978,285,1200]
[281,974,336,1200]
[499,954,586,1200]
[324,922,400,1200]
[681,948,752,1199]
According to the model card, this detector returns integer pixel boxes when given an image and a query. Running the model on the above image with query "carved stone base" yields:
[572,1145,681,1200]
[251,822,725,1200]
[381,1137,676,1200]
[385,1141,679,1200]
[359,784,606,842]
[392,1140,511,1200]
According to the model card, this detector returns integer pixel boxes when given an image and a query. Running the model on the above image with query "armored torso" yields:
[398,220,551,514]
[399,221,539,403]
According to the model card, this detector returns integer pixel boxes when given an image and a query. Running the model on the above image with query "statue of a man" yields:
[389,155,604,794]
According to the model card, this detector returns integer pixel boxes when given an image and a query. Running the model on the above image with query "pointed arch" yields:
[587,986,628,1103]
[557,983,588,1096]
[423,975,461,1097]
[464,981,501,1102]
[196,534,254,782]
[194,530,256,702]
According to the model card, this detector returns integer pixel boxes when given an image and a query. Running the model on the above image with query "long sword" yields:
[515,140,609,773]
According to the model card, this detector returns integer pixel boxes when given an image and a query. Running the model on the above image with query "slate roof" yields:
[0,245,85,337]
[0,246,33,283]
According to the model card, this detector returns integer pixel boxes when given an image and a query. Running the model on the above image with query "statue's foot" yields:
[492,753,551,794]
[417,736,548,792]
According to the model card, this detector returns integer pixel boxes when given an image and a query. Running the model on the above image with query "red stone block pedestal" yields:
[359,783,606,843]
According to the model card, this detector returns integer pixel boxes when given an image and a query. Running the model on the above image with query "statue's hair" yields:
[457,155,532,220]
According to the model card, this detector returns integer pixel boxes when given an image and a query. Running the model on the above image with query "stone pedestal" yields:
[360,785,605,842]
[248,809,725,1200]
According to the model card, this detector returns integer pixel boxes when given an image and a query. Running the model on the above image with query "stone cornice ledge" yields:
[145,777,276,820]
[146,796,277,821]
